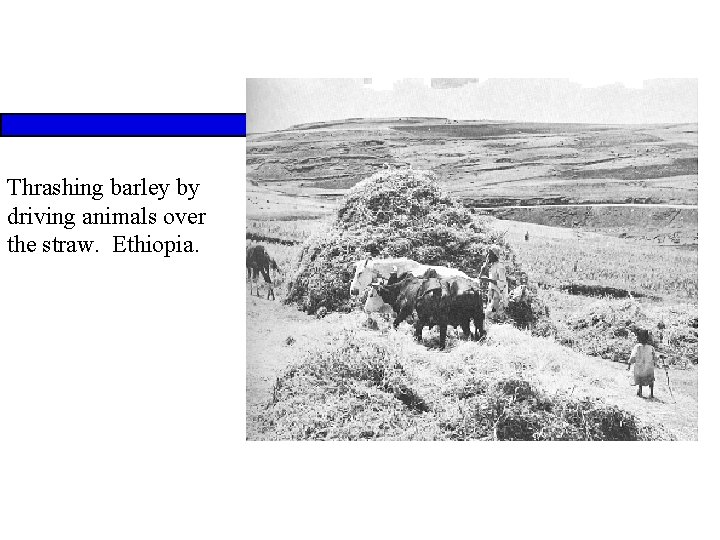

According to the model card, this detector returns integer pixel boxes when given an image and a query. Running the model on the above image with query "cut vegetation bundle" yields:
[248,329,666,441]
[285,168,549,331]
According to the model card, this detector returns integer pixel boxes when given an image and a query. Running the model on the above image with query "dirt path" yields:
[246,295,326,408]
[246,295,697,440]
[583,361,697,440]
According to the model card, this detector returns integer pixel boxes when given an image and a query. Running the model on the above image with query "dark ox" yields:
[372,270,486,349]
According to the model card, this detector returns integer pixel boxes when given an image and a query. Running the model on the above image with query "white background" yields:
[0,2,717,539]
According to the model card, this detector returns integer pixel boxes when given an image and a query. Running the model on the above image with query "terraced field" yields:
[248,118,697,212]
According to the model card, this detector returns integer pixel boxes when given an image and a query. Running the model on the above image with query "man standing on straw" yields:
[481,244,509,323]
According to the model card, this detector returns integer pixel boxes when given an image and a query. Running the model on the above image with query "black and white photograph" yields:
[245,78,698,441]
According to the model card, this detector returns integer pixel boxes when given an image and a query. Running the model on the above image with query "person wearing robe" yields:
[628,329,657,398]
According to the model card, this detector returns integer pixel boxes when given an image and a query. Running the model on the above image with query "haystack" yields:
[285,168,548,331]
[248,329,665,441]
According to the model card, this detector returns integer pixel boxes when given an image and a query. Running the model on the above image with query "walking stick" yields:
[665,367,676,403]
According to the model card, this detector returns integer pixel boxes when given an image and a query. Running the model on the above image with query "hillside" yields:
[248,118,696,211]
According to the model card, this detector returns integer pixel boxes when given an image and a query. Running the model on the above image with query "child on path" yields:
[628,329,657,398]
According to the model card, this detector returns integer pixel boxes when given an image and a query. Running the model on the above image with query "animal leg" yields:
[381,313,393,334]
[260,267,272,299]
[394,306,412,329]
[439,323,447,349]
[269,268,276,300]
[461,321,471,340]
[475,309,486,341]
[414,319,424,342]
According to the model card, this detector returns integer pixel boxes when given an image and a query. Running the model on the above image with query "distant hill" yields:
[247,118,697,210]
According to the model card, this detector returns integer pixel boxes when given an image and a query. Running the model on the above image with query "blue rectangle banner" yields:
[0,113,246,137]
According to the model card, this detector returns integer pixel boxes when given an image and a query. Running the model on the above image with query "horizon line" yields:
[247,116,698,135]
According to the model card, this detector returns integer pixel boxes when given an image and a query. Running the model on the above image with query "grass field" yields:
[493,218,698,301]
[247,215,698,304]
[246,218,320,244]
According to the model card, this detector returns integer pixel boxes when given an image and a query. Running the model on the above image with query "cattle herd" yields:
[246,244,496,350]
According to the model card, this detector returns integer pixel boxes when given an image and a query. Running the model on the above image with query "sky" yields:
[247,78,698,133]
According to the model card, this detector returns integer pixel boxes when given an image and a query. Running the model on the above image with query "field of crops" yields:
[247,214,698,304]
[246,218,321,244]
[494,219,697,301]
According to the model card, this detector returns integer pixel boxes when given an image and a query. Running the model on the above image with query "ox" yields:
[246,244,279,299]
[371,270,486,349]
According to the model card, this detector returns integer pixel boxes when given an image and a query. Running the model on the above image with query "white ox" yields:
[363,286,396,315]
[349,257,470,301]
